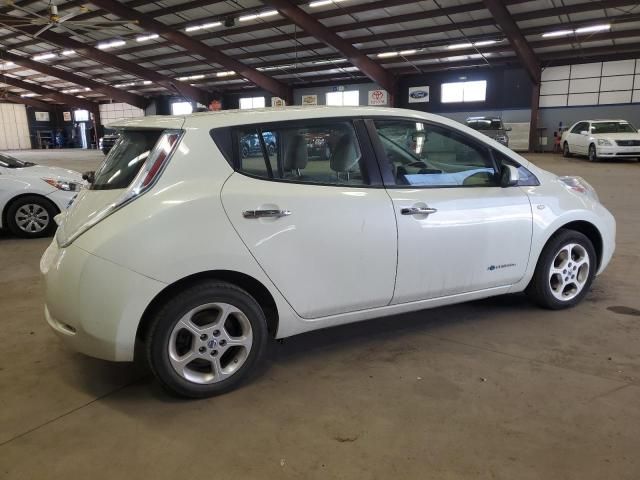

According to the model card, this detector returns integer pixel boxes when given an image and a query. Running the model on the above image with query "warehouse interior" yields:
[0,0,639,478]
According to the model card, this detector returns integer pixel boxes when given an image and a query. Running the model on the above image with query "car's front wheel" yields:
[588,144,599,162]
[147,281,268,398]
[562,142,572,158]
[6,195,58,238]
[526,229,596,309]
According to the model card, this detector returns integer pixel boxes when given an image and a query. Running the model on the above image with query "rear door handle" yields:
[243,209,292,219]
[401,206,438,216]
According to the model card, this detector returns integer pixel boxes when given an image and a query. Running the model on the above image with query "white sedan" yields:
[1,153,83,237]
[41,107,615,397]
[561,119,640,161]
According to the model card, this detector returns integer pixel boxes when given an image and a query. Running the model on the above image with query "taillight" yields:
[141,133,180,188]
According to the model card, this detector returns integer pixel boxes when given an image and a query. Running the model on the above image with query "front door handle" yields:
[401,206,438,216]
[243,209,292,219]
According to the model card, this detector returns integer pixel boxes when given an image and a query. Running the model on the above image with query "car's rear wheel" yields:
[147,281,268,398]
[6,195,58,238]
[526,229,596,309]
[562,142,572,158]
[588,144,599,162]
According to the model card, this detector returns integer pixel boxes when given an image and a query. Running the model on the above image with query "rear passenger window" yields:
[234,122,367,185]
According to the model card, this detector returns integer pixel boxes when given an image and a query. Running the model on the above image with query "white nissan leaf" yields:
[40,107,616,397]
[1,153,83,238]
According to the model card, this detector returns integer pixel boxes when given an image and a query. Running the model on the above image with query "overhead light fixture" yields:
[473,40,497,46]
[142,80,152,85]
[136,34,159,42]
[185,21,222,32]
[97,40,126,50]
[21,93,37,97]
[542,29,573,38]
[32,53,56,61]
[216,71,235,77]
[309,0,347,7]
[115,82,135,88]
[447,42,472,50]
[447,55,469,61]
[62,50,76,56]
[377,52,399,58]
[312,58,347,65]
[575,24,610,33]
[399,49,417,55]
[239,10,278,22]
[177,74,205,81]
[1,61,15,68]
[62,88,80,93]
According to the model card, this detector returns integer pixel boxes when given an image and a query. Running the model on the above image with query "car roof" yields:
[576,119,629,123]
[107,106,458,130]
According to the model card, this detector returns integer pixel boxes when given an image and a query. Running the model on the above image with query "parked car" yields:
[240,131,276,157]
[41,107,615,397]
[561,119,640,161]
[99,130,120,155]
[465,116,511,146]
[0,153,83,238]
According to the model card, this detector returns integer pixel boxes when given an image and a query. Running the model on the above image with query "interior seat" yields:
[330,134,361,181]
[283,134,308,177]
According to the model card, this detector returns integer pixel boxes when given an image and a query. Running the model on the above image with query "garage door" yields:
[0,103,31,150]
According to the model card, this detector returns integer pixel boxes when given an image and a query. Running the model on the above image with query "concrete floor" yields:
[1,148,639,479]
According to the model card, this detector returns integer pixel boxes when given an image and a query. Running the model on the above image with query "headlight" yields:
[558,176,599,203]
[597,139,612,146]
[43,178,81,192]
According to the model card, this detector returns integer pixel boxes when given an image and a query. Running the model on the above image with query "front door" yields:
[221,119,397,319]
[369,118,533,303]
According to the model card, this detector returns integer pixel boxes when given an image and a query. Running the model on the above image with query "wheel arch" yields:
[136,270,279,344]
[552,220,603,270]
[2,193,60,229]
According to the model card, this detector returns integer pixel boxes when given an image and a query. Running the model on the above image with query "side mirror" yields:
[82,171,95,184]
[580,130,588,135]
[500,164,519,188]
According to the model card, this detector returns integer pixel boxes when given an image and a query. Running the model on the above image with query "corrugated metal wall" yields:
[0,103,30,150]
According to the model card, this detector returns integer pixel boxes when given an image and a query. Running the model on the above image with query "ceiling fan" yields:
[0,0,138,37]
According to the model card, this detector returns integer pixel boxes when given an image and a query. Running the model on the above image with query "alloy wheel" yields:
[548,243,590,301]
[14,203,50,234]
[168,302,253,384]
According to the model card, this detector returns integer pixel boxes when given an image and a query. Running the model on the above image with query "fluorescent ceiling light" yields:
[21,93,37,97]
[448,42,472,50]
[185,21,222,32]
[142,80,152,85]
[474,40,497,46]
[239,10,278,22]
[32,53,56,61]
[97,40,125,50]
[177,74,205,81]
[62,50,75,55]
[399,49,417,55]
[309,0,347,7]
[312,58,347,65]
[62,88,80,93]
[216,71,235,77]
[115,82,135,88]
[136,34,159,42]
[377,51,399,58]
[447,55,469,61]
[542,29,573,38]
[575,24,610,33]
[2,61,15,67]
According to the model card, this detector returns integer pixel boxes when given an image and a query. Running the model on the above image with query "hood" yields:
[4,164,84,182]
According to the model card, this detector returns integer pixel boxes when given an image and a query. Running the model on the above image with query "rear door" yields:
[219,118,397,319]
[367,118,532,303]
[568,122,588,154]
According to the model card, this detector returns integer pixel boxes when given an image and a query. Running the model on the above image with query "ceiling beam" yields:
[482,0,540,84]
[0,75,97,110]
[3,25,212,106]
[260,0,395,94]
[87,0,292,102]
[0,50,148,108]
[2,92,54,110]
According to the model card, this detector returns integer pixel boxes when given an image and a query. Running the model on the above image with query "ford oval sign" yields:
[408,86,430,103]
[410,90,428,99]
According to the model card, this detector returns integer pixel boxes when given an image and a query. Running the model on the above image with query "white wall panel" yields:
[99,102,144,126]
[539,94,567,107]
[568,93,599,106]
[540,80,569,95]
[570,62,602,79]
[601,59,636,76]
[600,75,634,92]
[569,77,600,93]
[598,91,632,105]
[634,74,640,90]
[0,103,30,150]
[633,90,640,103]
[542,65,570,81]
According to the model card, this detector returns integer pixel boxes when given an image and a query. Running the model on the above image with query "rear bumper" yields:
[40,239,166,361]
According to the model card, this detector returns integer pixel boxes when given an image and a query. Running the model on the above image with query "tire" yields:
[526,229,597,310]
[588,144,598,162]
[6,195,58,238]
[147,281,268,398]
[562,142,572,158]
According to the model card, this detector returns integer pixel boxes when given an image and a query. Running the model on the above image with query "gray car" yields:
[466,116,511,147]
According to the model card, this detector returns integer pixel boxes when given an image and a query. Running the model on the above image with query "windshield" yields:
[466,119,503,130]
[0,154,35,168]
[591,122,637,134]
[91,130,163,190]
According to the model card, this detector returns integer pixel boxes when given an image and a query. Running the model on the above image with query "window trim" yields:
[364,117,502,189]
[219,117,384,188]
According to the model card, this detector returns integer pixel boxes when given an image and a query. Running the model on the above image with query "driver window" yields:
[373,120,498,187]
[571,122,586,134]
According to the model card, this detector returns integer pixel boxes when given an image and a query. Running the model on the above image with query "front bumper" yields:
[40,239,166,361]
[596,146,640,158]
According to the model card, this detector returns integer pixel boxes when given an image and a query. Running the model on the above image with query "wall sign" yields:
[301,94,318,106]
[271,97,286,107]
[62,111,72,121]
[408,86,430,103]
[368,89,388,106]
[34,111,50,122]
